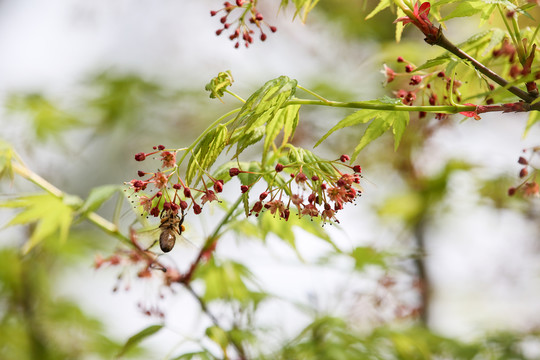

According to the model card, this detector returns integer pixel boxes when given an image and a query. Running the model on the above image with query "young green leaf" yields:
[117,325,164,357]
[1,194,74,253]
[228,76,297,135]
[351,112,394,161]
[186,124,228,185]
[205,71,234,101]
[365,0,391,20]
[392,111,410,151]
[264,104,300,157]
[315,109,380,148]
[79,185,122,215]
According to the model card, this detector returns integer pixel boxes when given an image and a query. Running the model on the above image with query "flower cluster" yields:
[127,145,223,219]
[211,0,277,48]
[229,155,362,223]
[508,147,540,197]
[94,231,183,318]
[383,55,486,120]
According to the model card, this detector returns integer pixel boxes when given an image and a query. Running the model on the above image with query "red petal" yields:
[418,2,431,17]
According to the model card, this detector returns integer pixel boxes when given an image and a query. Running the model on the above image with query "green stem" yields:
[225,90,246,103]
[11,161,132,247]
[285,98,475,113]
[297,85,331,103]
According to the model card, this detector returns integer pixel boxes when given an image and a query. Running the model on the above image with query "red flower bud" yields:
[340,154,350,162]
[214,180,224,193]
[137,170,146,177]
[259,191,269,200]
[518,156,528,165]
[229,168,240,177]
[353,165,362,173]
[520,168,529,178]
[135,152,146,161]
[193,203,202,214]
[241,185,249,193]
[158,145,165,150]
[183,187,191,198]
[275,163,284,172]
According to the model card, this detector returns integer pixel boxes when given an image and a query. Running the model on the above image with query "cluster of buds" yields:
[384,56,479,119]
[508,147,539,197]
[229,154,362,223]
[211,0,277,48]
[128,145,223,219]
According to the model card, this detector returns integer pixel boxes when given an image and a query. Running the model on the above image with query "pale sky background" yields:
[1,0,540,357]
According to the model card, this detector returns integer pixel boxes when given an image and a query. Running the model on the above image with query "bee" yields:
[158,209,185,253]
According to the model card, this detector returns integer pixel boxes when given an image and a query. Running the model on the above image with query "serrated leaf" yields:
[79,185,121,215]
[1,194,74,253]
[351,112,394,161]
[186,124,228,185]
[415,54,453,72]
[441,1,483,21]
[523,111,540,138]
[233,125,265,159]
[392,112,410,151]
[365,0,391,20]
[315,109,379,147]
[117,325,163,357]
[228,76,297,135]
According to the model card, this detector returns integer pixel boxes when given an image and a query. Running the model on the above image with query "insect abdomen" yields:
[159,231,176,252]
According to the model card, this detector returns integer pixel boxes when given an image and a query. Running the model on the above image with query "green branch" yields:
[285,99,476,113]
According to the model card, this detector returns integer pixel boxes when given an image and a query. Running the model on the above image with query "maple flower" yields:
[160,151,176,168]
[201,189,219,204]
[395,2,439,43]
[139,195,153,212]
[264,199,286,216]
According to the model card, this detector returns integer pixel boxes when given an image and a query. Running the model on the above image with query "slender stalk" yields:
[285,99,475,113]
[11,161,132,247]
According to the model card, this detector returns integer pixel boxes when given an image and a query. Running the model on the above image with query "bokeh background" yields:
[1,0,540,359]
